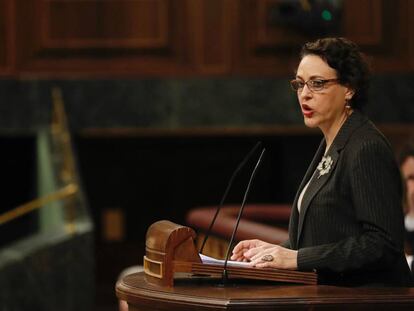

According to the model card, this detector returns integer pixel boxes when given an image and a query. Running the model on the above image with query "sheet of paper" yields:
[199,253,251,268]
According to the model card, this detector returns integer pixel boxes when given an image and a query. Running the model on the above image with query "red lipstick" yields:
[301,104,314,118]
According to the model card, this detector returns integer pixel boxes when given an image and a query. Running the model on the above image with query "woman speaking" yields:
[231,37,412,286]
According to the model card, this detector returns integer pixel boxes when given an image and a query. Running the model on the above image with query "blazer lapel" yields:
[296,148,340,244]
[295,110,368,246]
[289,139,325,249]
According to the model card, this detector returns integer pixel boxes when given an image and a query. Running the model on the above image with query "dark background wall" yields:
[0,136,36,246]
[0,76,413,131]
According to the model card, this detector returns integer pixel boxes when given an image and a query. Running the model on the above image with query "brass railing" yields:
[0,87,80,229]
[0,183,78,226]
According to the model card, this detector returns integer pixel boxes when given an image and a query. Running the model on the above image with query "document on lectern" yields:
[199,254,251,268]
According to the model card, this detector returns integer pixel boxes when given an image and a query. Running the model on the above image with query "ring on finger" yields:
[261,254,274,262]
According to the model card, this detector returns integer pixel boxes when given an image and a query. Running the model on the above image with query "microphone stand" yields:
[221,148,266,285]
[199,141,262,254]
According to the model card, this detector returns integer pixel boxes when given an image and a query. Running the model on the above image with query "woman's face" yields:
[295,54,353,131]
[401,156,414,213]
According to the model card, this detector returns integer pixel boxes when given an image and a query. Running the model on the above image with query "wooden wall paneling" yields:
[188,0,232,75]
[362,0,411,72]
[342,0,382,45]
[234,0,414,75]
[43,0,169,49]
[15,0,193,76]
[0,0,15,75]
[343,0,411,73]
[0,0,6,72]
[409,0,414,70]
[256,0,308,47]
[9,0,414,76]
[233,0,312,76]
[0,0,10,74]
[387,0,412,71]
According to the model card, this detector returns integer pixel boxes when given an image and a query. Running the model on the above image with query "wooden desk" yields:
[116,272,414,310]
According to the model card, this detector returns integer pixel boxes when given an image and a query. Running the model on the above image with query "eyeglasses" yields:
[290,78,339,92]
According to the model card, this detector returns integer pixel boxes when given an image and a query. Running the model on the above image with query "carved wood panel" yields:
[14,0,192,76]
[42,0,169,49]
[255,0,309,47]
[188,0,232,74]
[0,0,9,72]
[234,0,414,75]
[5,0,414,76]
[410,0,414,70]
[369,0,412,72]
[233,0,302,76]
[343,0,382,45]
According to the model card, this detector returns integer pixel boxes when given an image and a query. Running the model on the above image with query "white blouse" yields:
[297,148,328,212]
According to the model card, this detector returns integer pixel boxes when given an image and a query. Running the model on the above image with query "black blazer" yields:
[285,110,412,286]
[406,229,414,275]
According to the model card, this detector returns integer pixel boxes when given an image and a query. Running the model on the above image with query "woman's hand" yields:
[231,239,298,270]
[249,245,298,270]
[230,239,275,262]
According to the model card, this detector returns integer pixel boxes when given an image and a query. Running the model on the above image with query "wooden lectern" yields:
[116,272,414,311]
[143,220,317,287]
[117,220,414,311]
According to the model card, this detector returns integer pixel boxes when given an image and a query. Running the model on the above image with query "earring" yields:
[345,98,351,109]
[345,99,352,117]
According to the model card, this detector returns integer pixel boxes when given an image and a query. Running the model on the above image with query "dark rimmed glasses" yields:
[290,78,339,93]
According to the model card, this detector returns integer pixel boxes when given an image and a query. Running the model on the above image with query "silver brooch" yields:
[317,155,333,179]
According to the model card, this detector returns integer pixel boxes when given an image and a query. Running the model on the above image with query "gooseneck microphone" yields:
[222,148,266,284]
[199,141,262,254]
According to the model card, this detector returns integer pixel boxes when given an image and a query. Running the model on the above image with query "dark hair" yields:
[300,37,371,110]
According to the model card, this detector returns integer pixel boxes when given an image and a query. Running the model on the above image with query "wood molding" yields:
[256,0,307,47]
[78,124,414,140]
[39,0,169,49]
[407,0,414,70]
[6,0,414,76]
[15,0,193,76]
[365,0,411,72]
[0,0,15,75]
[189,0,232,74]
[78,125,320,138]
[343,0,382,45]
[233,0,302,76]
[234,0,414,75]
[253,0,384,48]
[77,123,413,158]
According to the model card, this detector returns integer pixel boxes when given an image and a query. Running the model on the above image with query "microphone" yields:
[222,148,266,284]
[199,141,262,254]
